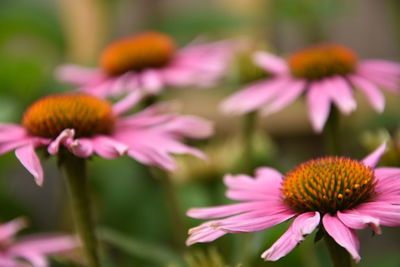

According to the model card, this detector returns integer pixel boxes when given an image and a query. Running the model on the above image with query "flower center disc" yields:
[282,157,376,214]
[100,31,176,76]
[22,94,115,138]
[288,44,357,80]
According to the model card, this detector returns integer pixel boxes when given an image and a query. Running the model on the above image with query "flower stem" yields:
[324,106,341,155]
[60,152,100,267]
[324,235,352,267]
[150,167,186,251]
[242,111,257,173]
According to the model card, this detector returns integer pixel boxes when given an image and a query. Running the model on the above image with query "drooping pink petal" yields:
[220,78,289,115]
[15,144,44,186]
[306,81,331,133]
[219,208,295,233]
[67,138,94,158]
[186,222,228,246]
[0,124,27,141]
[112,90,144,116]
[261,79,306,115]
[253,51,289,74]
[357,68,399,92]
[323,76,357,114]
[187,207,295,245]
[161,115,213,139]
[92,136,129,159]
[349,202,400,227]
[187,201,282,219]
[361,142,386,168]
[261,212,320,261]
[47,129,75,155]
[337,211,381,234]
[374,167,400,201]
[322,214,361,262]
[0,217,26,243]
[10,234,79,255]
[359,60,400,76]
[349,75,385,112]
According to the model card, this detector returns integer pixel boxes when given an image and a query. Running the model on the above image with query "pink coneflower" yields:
[221,44,400,132]
[0,92,212,186]
[57,31,233,97]
[0,217,79,267]
[187,143,400,263]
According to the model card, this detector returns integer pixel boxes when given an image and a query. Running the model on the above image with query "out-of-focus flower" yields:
[0,92,213,186]
[361,128,400,166]
[56,31,234,98]
[221,43,400,132]
[187,143,400,263]
[170,133,274,185]
[0,217,79,267]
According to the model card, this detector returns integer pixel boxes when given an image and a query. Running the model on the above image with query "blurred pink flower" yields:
[56,31,233,98]
[187,143,400,263]
[221,44,400,132]
[0,217,79,267]
[0,92,213,186]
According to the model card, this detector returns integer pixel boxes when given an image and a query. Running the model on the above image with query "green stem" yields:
[324,235,352,267]
[60,153,100,267]
[242,111,258,173]
[323,106,341,155]
[150,168,186,251]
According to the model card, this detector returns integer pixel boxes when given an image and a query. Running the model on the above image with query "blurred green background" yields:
[0,0,400,266]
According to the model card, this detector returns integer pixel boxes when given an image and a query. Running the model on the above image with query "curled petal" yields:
[47,129,75,155]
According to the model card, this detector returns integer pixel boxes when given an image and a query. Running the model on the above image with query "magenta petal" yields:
[220,209,295,233]
[47,129,75,155]
[324,76,357,114]
[187,201,279,219]
[112,91,144,116]
[15,145,44,186]
[163,115,213,139]
[261,79,306,115]
[140,70,163,94]
[337,211,381,234]
[361,142,386,168]
[11,234,79,255]
[322,214,361,262]
[0,218,26,242]
[351,202,400,227]
[253,51,289,74]
[55,64,101,85]
[261,212,320,261]
[349,75,385,112]
[92,136,128,159]
[68,138,94,158]
[306,81,331,133]
[220,78,288,115]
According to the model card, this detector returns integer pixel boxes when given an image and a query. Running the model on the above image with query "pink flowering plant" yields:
[187,143,400,264]
[0,217,79,267]
[0,91,212,185]
[57,31,233,98]
[222,44,400,132]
